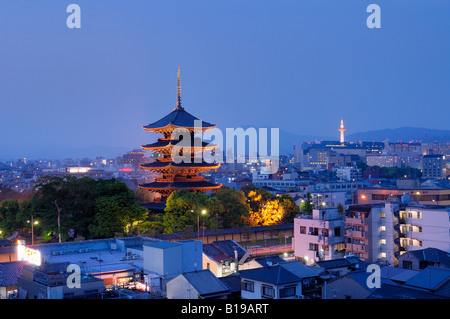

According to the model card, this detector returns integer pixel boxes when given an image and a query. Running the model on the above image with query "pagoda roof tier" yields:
[139,181,222,192]
[140,161,220,170]
[142,139,216,151]
[143,107,215,133]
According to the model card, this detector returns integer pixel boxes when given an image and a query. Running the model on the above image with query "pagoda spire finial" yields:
[175,65,183,110]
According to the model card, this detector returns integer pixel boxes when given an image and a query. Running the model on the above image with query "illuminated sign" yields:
[67,167,90,173]
[17,241,42,266]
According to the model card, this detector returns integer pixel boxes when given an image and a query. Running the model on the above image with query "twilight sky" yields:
[0,0,449,159]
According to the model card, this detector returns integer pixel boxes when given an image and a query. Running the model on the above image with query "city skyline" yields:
[0,1,449,160]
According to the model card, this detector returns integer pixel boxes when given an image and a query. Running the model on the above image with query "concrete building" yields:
[366,155,401,168]
[293,208,346,265]
[344,202,397,265]
[397,205,450,253]
[335,166,362,181]
[17,262,105,299]
[357,187,450,206]
[422,154,447,179]
[13,236,203,298]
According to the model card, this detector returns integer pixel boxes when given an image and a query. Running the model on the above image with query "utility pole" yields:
[52,200,62,243]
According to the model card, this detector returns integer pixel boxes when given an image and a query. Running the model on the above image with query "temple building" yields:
[138,67,222,203]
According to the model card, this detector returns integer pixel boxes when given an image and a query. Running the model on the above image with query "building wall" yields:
[180,240,203,272]
[399,206,450,252]
[357,188,450,206]
[240,279,302,299]
[166,275,199,299]
[293,209,345,265]
[143,244,183,276]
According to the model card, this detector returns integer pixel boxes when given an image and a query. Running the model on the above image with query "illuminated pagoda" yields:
[139,66,222,200]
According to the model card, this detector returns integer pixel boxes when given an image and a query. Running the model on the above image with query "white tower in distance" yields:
[338,119,346,144]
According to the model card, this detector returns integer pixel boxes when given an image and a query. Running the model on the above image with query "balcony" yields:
[315,235,345,246]
[345,243,366,253]
[345,217,366,226]
[345,229,366,239]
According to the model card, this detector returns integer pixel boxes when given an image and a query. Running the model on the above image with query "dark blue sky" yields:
[0,1,449,159]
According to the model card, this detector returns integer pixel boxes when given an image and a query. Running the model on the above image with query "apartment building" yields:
[422,154,447,179]
[357,187,450,206]
[344,202,397,266]
[397,205,450,253]
[293,208,346,265]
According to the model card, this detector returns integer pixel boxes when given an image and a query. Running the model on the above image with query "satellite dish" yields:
[267,261,272,266]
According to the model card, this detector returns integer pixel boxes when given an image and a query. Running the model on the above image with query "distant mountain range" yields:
[277,127,450,154]
[1,127,448,160]
[346,127,450,144]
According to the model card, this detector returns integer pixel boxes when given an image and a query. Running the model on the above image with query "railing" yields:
[249,244,293,256]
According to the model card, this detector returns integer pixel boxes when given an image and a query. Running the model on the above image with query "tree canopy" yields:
[0,176,149,242]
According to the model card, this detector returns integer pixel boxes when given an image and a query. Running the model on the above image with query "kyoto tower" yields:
[339,119,346,144]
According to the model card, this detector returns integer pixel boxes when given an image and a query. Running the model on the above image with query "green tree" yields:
[212,186,249,228]
[300,192,314,214]
[0,200,21,237]
[162,190,224,234]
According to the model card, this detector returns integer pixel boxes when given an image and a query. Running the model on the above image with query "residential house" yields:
[166,269,230,299]
[0,261,24,299]
[398,248,450,271]
[314,255,367,277]
[239,264,303,299]
[238,261,325,299]
[202,240,247,277]
[323,269,398,299]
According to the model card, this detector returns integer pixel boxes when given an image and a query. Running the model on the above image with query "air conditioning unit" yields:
[111,243,117,250]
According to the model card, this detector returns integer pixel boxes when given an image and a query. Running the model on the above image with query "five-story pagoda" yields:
[139,67,222,200]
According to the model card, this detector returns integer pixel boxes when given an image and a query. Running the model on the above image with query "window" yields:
[242,281,254,292]
[402,260,412,270]
[381,212,386,218]
[334,227,341,237]
[261,285,275,298]
[279,286,296,298]
[300,226,306,234]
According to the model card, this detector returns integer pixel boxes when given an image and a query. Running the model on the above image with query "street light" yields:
[197,209,207,239]
[27,215,39,245]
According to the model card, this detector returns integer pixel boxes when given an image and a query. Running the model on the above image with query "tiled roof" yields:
[407,248,450,268]
[140,161,219,169]
[203,240,246,263]
[346,270,398,292]
[0,261,24,286]
[404,267,450,291]
[143,108,215,130]
[367,283,448,299]
[181,270,230,296]
[139,181,221,190]
[238,265,301,285]
[280,260,325,279]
